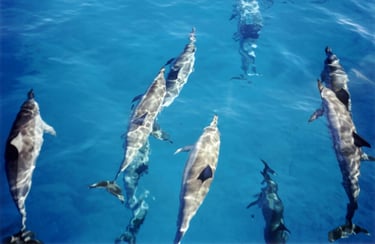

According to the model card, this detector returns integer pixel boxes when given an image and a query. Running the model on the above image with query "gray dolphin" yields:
[174,115,220,244]
[230,0,264,78]
[320,47,351,112]
[247,160,290,244]
[90,66,166,202]
[163,28,196,107]
[309,80,374,242]
[4,89,56,243]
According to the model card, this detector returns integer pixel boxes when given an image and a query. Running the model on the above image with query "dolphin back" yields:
[175,115,220,244]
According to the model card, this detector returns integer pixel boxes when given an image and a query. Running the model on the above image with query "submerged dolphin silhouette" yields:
[174,115,220,244]
[163,28,196,107]
[4,89,56,244]
[90,65,167,203]
[247,159,290,244]
[230,0,263,78]
[309,80,374,242]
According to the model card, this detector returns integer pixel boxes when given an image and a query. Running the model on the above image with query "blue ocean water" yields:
[1,0,375,243]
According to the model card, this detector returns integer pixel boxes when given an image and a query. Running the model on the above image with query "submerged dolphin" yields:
[174,115,221,244]
[247,160,290,244]
[163,28,196,107]
[320,47,351,112]
[230,0,264,78]
[90,66,167,202]
[309,80,374,242]
[4,89,56,243]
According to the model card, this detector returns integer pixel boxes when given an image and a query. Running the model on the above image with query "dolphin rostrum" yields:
[309,80,374,242]
[320,47,351,112]
[90,65,167,202]
[247,159,290,244]
[174,115,220,244]
[162,28,196,107]
[4,89,56,244]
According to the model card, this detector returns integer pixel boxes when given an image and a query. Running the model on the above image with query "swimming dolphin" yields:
[90,66,166,202]
[4,89,56,243]
[162,28,196,107]
[309,80,374,242]
[320,47,351,112]
[174,115,220,244]
[247,160,290,244]
[230,0,263,78]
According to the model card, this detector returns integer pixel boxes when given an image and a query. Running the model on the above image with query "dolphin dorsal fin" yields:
[197,165,213,182]
[132,112,148,126]
[353,132,371,148]
[335,88,350,110]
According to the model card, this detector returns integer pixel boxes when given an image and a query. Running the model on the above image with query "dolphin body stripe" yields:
[174,115,220,244]
[163,28,196,108]
[4,89,55,243]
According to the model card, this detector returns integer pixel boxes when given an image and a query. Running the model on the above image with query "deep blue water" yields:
[1,0,375,243]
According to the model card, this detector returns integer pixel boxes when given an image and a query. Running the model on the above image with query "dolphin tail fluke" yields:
[328,223,370,242]
[260,159,276,175]
[89,180,125,204]
[2,230,43,244]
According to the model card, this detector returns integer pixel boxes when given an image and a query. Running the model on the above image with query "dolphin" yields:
[247,159,290,244]
[4,89,56,243]
[309,80,374,242]
[174,115,221,244]
[320,47,351,112]
[162,28,196,107]
[230,0,263,78]
[90,65,166,202]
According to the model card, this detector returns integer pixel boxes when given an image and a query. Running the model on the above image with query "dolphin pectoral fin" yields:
[328,223,369,242]
[308,108,324,122]
[165,57,175,66]
[197,165,213,183]
[151,122,173,143]
[89,180,125,204]
[353,132,371,148]
[131,94,143,104]
[174,145,194,154]
[132,112,148,126]
[42,121,56,136]
[246,199,259,209]
[361,153,375,162]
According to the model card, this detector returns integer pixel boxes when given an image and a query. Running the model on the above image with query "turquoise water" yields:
[1,0,375,243]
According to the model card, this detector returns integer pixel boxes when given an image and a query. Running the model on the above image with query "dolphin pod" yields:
[89,65,167,202]
[309,80,374,242]
[247,160,290,244]
[174,115,221,244]
[3,89,56,244]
